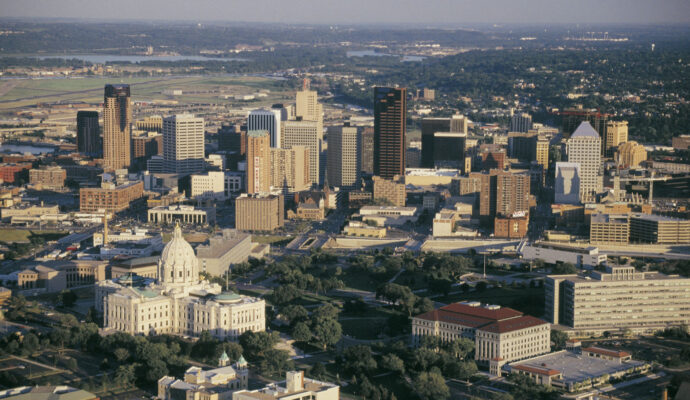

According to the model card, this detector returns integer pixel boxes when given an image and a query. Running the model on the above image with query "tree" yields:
[309,362,326,379]
[6,295,27,321]
[311,304,339,324]
[552,262,578,275]
[22,333,40,356]
[292,322,312,342]
[380,354,405,375]
[475,281,488,292]
[551,330,569,350]
[113,348,130,363]
[445,338,475,359]
[342,345,377,374]
[415,371,450,400]
[271,284,301,305]
[58,290,78,308]
[115,364,135,388]
[312,318,342,350]
[259,349,294,376]
[444,360,477,381]
[239,331,279,360]
[280,305,309,325]
[144,358,167,384]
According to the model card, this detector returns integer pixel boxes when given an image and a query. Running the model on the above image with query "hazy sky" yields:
[1,0,690,25]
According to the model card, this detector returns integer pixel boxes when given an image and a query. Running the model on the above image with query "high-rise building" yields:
[616,141,647,168]
[561,107,609,139]
[295,84,323,140]
[474,169,530,223]
[270,146,310,193]
[327,124,361,189]
[372,175,406,207]
[218,125,246,154]
[235,194,284,232]
[360,127,375,175]
[566,122,603,203]
[246,130,271,194]
[103,84,131,170]
[163,114,205,174]
[281,120,320,185]
[421,115,467,168]
[510,112,533,133]
[604,121,629,157]
[554,162,581,204]
[76,111,101,157]
[247,109,282,148]
[535,137,549,170]
[374,87,406,179]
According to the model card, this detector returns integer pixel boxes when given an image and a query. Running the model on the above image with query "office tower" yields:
[218,125,245,153]
[475,169,530,223]
[604,121,628,157]
[421,115,467,168]
[421,118,449,168]
[270,146,310,193]
[247,109,282,148]
[373,175,406,207]
[246,130,271,194]
[535,138,549,170]
[617,141,647,168]
[510,113,533,133]
[103,84,131,170]
[295,82,323,139]
[135,115,163,132]
[327,124,360,189]
[554,162,581,204]
[360,127,375,174]
[162,114,205,174]
[508,133,549,170]
[76,111,101,157]
[132,132,163,163]
[235,194,284,231]
[281,120,320,185]
[561,107,609,139]
[374,87,406,179]
[566,122,603,203]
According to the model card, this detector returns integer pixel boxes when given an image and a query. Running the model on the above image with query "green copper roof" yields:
[215,292,241,301]
[237,354,247,364]
[219,351,230,361]
[133,288,160,298]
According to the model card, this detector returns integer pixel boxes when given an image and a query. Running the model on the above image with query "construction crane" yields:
[618,172,669,204]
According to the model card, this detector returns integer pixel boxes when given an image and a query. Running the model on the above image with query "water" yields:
[346,50,425,62]
[0,144,57,155]
[32,54,246,63]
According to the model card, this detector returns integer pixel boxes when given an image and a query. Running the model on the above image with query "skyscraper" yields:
[246,130,271,194]
[475,169,531,224]
[374,87,406,179]
[103,84,131,170]
[510,113,533,133]
[566,122,603,203]
[327,124,361,189]
[561,107,609,139]
[76,111,101,157]
[603,121,628,157]
[248,109,283,148]
[270,146,310,193]
[163,114,205,174]
[360,127,375,175]
[282,120,320,185]
[295,83,323,140]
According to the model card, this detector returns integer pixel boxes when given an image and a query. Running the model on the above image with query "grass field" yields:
[0,228,67,243]
[0,75,291,110]
[252,235,294,246]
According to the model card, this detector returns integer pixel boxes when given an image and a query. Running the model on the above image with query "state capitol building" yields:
[96,224,265,340]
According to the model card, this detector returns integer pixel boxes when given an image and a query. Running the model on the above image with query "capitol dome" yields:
[158,223,199,285]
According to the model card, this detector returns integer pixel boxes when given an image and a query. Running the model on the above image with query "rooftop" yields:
[570,121,600,139]
[414,302,548,334]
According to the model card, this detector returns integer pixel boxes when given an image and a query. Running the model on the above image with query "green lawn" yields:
[340,317,388,340]
[0,229,67,243]
[252,235,293,246]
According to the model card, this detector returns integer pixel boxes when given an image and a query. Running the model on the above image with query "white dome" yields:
[159,223,199,285]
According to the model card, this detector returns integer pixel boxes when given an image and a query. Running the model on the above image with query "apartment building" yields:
[234,194,284,232]
[79,180,144,213]
[372,175,406,207]
[29,166,66,189]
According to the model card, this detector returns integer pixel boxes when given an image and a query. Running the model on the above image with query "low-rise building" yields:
[29,166,67,190]
[158,354,248,400]
[590,214,629,245]
[412,302,550,365]
[373,175,406,207]
[190,171,228,200]
[359,205,419,226]
[546,265,690,335]
[629,213,690,244]
[0,163,31,184]
[80,180,144,213]
[1,203,60,222]
[16,260,107,292]
[232,371,339,400]
[519,242,607,268]
[0,386,98,400]
[343,221,386,238]
[494,212,529,239]
[148,205,215,225]
[196,230,253,276]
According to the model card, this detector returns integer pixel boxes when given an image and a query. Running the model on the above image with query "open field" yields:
[0,75,293,111]
[0,228,67,243]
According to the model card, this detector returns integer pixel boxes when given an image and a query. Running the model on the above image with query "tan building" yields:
[616,141,647,168]
[412,302,550,365]
[132,132,163,161]
[344,221,386,238]
[604,120,628,157]
[235,194,284,232]
[590,214,629,245]
[79,180,144,213]
[158,356,248,400]
[196,230,254,276]
[103,84,132,171]
[147,205,214,225]
[1,203,60,221]
[135,115,163,132]
[327,124,360,189]
[163,114,205,174]
[629,213,690,244]
[295,86,324,139]
[373,175,406,207]
[233,371,339,400]
[494,213,529,239]
[270,146,310,192]
[475,169,530,222]
[29,166,66,189]
[246,130,271,194]
[17,261,106,292]
[536,137,549,170]
[546,265,690,335]
[282,120,320,185]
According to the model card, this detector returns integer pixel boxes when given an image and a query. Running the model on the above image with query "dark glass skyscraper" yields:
[76,111,101,157]
[374,87,406,179]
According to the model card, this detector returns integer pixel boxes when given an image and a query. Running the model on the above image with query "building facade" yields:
[235,194,284,232]
[372,175,406,207]
[246,130,271,194]
[270,146,310,193]
[566,122,602,203]
[103,84,131,171]
[247,108,282,148]
[604,120,628,157]
[374,87,406,179]
[554,162,580,204]
[511,112,533,133]
[79,180,144,213]
[233,371,339,400]
[196,229,253,276]
[616,141,647,168]
[29,166,66,189]
[76,110,101,157]
[281,120,320,185]
[163,114,205,174]
[327,124,361,189]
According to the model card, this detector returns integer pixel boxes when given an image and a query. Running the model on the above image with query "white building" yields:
[554,162,580,204]
[412,302,550,366]
[158,353,248,400]
[233,371,339,400]
[247,108,282,148]
[148,205,215,225]
[97,224,266,340]
[519,242,607,268]
[196,229,253,276]
[327,124,360,189]
[190,171,227,200]
[281,119,320,185]
[566,122,602,203]
[163,114,205,174]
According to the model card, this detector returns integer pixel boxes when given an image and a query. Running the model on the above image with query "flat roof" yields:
[509,349,645,384]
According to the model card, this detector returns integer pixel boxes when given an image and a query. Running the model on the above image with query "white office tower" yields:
[327,125,361,189]
[296,83,324,140]
[163,114,205,174]
[554,162,581,204]
[282,120,320,186]
[566,122,603,203]
[248,108,283,148]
